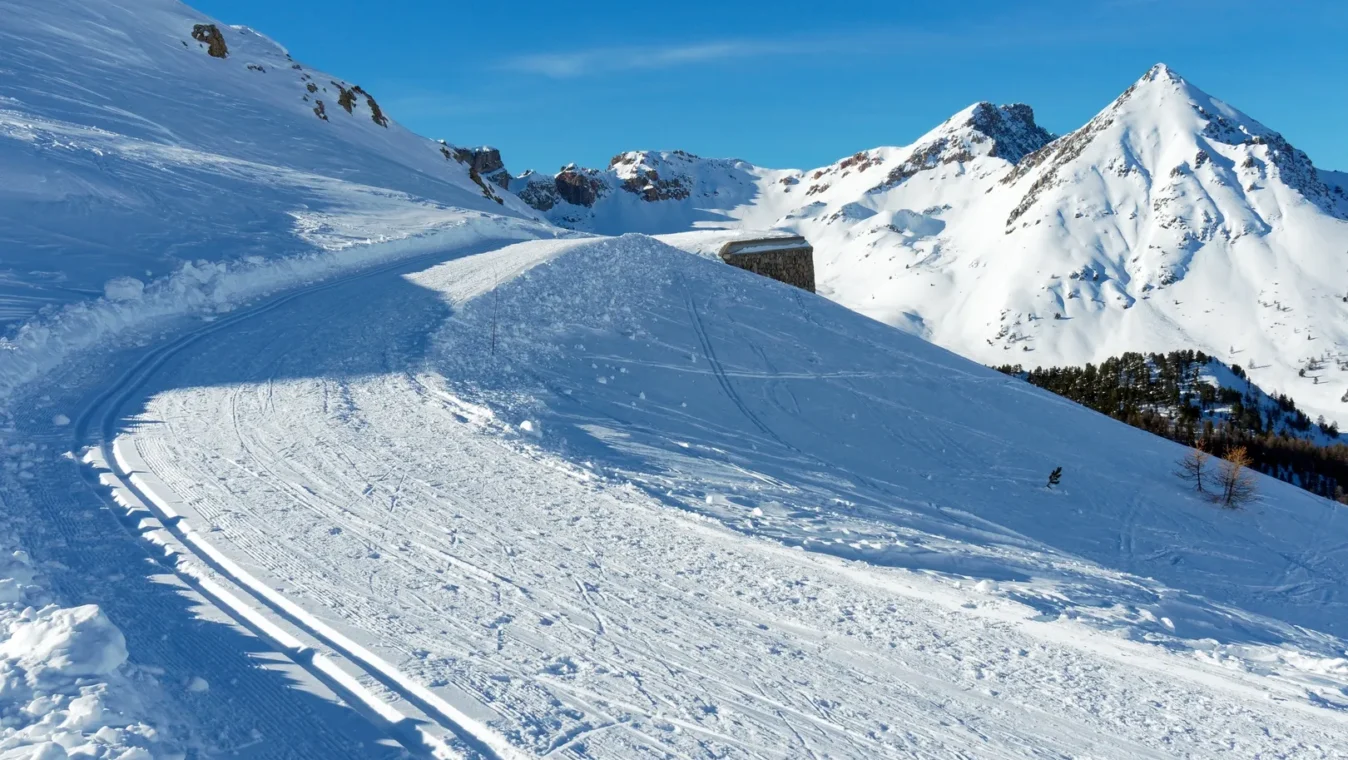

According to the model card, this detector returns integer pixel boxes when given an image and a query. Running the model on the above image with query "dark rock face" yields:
[513,173,560,211]
[451,147,509,189]
[620,171,690,202]
[438,144,507,203]
[555,167,604,207]
[351,85,389,127]
[327,83,389,127]
[609,152,693,202]
[966,103,1055,163]
[191,24,228,58]
[871,102,1054,194]
[333,83,356,114]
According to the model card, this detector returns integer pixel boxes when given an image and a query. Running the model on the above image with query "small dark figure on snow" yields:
[1047,466,1063,488]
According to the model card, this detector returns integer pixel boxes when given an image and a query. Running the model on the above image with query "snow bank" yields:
[102,279,146,304]
[0,523,180,758]
[0,213,549,402]
[0,605,127,684]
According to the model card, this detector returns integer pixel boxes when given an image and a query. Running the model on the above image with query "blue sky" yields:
[192,0,1348,173]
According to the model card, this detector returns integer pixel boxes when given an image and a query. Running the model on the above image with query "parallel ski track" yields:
[72,243,532,760]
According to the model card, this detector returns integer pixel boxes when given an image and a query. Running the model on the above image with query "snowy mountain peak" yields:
[507,149,767,232]
[862,101,1055,195]
[1002,63,1348,229]
[514,64,1348,429]
[606,149,733,202]
[1111,62,1223,124]
[948,101,1054,163]
[1141,61,1183,84]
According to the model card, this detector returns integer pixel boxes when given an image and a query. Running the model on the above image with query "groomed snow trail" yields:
[32,235,1347,757]
[74,239,563,759]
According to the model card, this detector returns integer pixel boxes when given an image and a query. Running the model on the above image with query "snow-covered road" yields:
[8,236,1348,757]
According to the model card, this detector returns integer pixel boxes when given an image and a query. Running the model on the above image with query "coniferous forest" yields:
[995,350,1348,503]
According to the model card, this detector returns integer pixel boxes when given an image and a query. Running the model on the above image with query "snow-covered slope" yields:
[5,0,1348,752]
[0,2,553,754]
[7,233,1343,756]
[516,65,1348,425]
[0,0,539,334]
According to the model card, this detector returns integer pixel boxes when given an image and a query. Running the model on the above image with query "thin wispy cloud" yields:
[493,28,963,79]
[496,18,1156,80]
[499,39,816,78]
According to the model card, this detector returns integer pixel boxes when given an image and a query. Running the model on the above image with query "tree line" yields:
[996,350,1348,503]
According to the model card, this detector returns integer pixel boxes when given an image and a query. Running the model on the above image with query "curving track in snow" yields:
[9,235,1348,757]
[73,240,546,759]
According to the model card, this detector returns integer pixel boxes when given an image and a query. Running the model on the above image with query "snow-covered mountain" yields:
[511,65,1348,425]
[508,150,774,233]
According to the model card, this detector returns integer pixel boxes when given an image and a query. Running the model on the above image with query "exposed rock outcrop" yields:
[333,82,356,114]
[437,142,507,204]
[506,149,754,224]
[511,171,561,211]
[351,85,388,128]
[450,146,510,189]
[555,166,605,207]
[191,23,228,58]
[468,168,505,204]
[620,170,691,202]
[607,151,696,202]
[870,102,1053,194]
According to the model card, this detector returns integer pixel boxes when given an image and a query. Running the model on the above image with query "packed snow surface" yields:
[0,0,554,755]
[4,0,1348,755]
[7,233,1346,757]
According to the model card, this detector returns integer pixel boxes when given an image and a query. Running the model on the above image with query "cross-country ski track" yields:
[7,234,1348,758]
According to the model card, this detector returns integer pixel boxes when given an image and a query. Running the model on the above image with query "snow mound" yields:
[428,234,1348,666]
[103,278,145,303]
[1,604,127,684]
[0,525,180,757]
